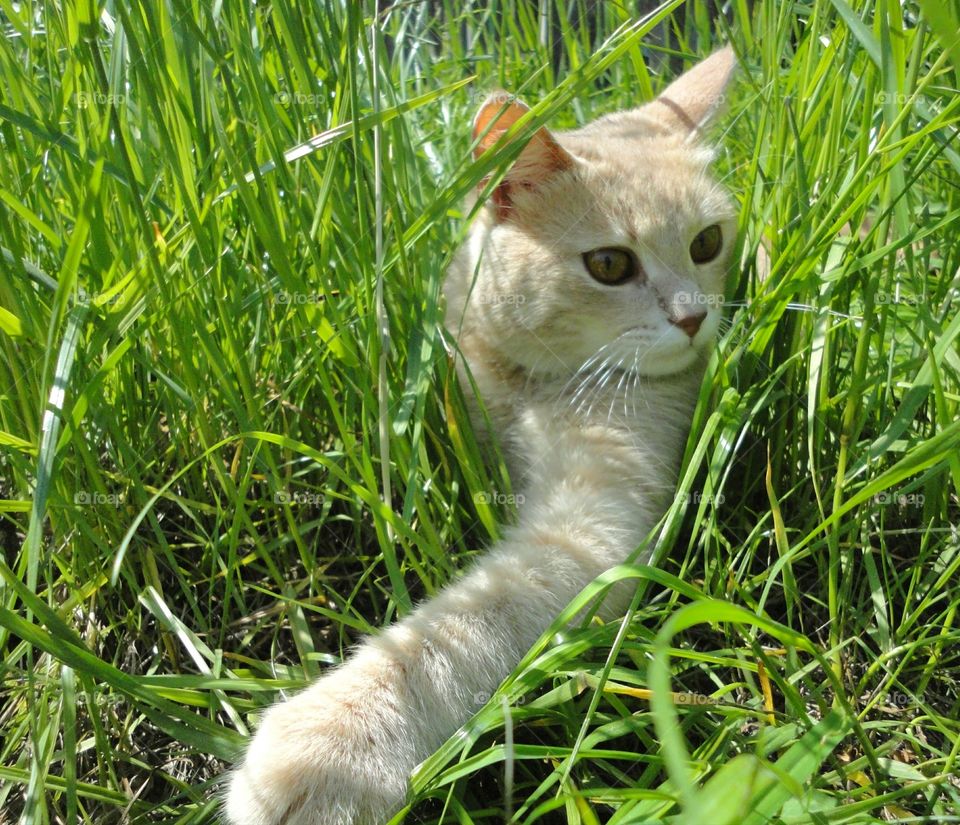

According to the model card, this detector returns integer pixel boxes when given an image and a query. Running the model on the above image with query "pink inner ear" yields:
[490,180,513,222]
[472,97,530,158]
[472,95,573,221]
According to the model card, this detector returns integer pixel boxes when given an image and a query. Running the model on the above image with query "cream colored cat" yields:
[225,47,737,825]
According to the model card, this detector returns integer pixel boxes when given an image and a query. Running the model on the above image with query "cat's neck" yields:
[456,328,705,502]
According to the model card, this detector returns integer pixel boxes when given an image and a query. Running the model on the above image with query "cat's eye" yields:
[582,247,637,285]
[689,225,723,264]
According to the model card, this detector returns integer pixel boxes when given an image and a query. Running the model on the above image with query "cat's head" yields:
[446,47,737,383]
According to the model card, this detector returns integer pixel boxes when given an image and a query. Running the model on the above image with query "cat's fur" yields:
[225,47,737,825]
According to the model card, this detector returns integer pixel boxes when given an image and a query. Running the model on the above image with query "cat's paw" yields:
[224,653,417,825]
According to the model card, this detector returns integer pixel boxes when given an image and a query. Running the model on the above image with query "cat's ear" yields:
[650,46,737,136]
[472,93,574,221]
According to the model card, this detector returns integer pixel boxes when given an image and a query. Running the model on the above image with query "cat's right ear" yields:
[649,46,737,137]
[472,93,574,221]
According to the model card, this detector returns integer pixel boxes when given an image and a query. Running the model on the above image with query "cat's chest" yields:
[505,402,684,498]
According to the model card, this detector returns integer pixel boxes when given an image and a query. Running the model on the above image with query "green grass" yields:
[1,1,959,823]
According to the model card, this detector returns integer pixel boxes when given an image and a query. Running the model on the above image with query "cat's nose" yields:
[670,311,706,338]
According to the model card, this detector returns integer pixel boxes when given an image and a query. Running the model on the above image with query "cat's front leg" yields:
[224,643,423,825]
[224,543,568,825]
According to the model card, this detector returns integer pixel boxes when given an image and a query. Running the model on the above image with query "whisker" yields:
[580,353,626,420]
[569,353,616,409]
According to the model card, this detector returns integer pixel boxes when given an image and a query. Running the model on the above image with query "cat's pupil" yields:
[690,224,723,263]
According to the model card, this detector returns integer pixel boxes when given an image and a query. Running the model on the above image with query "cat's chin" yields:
[633,344,707,378]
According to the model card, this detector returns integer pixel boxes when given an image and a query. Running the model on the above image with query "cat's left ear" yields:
[651,46,737,136]
[472,93,574,221]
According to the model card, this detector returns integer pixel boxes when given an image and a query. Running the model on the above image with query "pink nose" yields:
[671,311,706,339]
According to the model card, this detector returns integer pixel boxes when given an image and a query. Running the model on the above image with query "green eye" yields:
[690,224,723,264]
[582,247,637,285]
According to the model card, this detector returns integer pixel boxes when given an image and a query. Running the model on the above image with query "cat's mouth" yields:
[570,352,699,386]
[624,337,705,377]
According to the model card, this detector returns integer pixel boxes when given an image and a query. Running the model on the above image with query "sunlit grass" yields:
[1,1,958,823]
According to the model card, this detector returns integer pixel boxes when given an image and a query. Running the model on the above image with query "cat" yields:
[224,46,737,825]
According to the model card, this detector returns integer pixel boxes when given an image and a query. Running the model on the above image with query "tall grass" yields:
[1,1,958,823]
